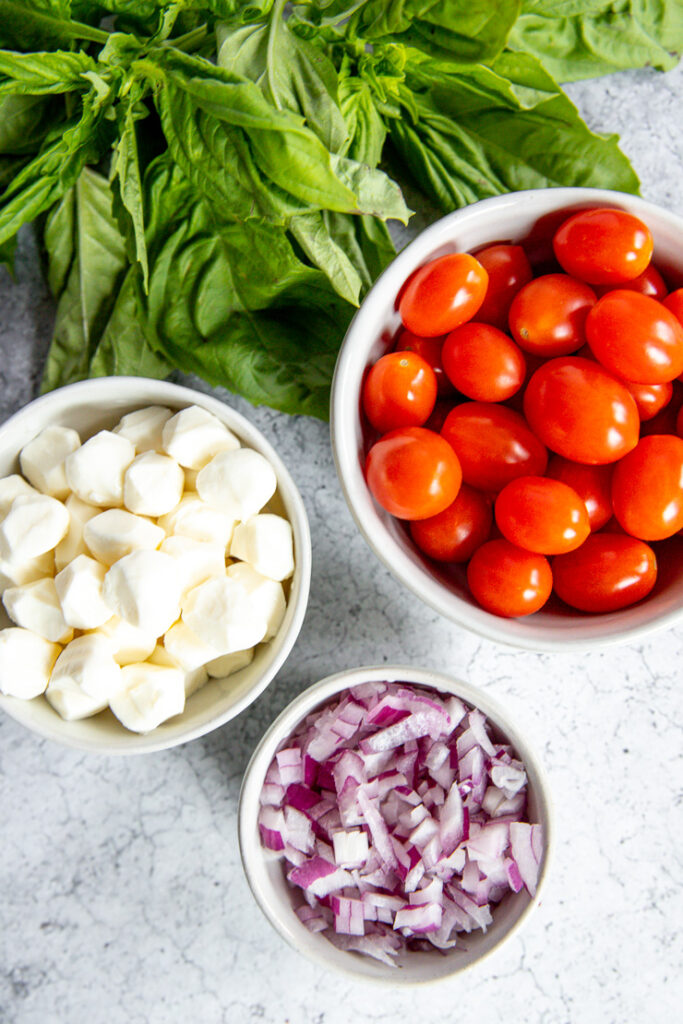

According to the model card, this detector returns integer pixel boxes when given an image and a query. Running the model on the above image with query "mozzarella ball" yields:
[109,662,185,732]
[54,554,111,629]
[103,550,182,636]
[3,578,73,643]
[0,474,39,515]
[65,430,135,507]
[205,647,254,680]
[0,549,54,591]
[19,426,80,500]
[226,561,286,640]
[196,448,276,521]
[84,509,164,566]
[148,643,209,698]
[163,620,222,673]
[94,615,157,666]
[46,634,123,720]
[181,576,267,654]
[159,536,226,596]
[161,405,240,470]
[54,493,99,572]
[0,627,61,699]
[123,451,184,517]
[157,495,235,549]
[230,514,294,581]
[0,493,69,561]
[113,406,172,453]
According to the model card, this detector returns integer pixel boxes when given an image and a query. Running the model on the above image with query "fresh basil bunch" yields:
[0,0,681,418]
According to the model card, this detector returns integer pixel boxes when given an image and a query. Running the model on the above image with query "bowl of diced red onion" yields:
[239,665,552,982]
[330,188,683,651]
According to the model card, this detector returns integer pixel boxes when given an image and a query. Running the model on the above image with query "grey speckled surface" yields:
[1,64,683,1024]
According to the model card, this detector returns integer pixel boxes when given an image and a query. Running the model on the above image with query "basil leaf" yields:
[139,155,352,418]
[0,95,114,245]
[0,94,62,154]
[0,233,16,274]
[508,0,683,82]
[337,73,386,166]
[89,269,171,379]
[352,0,522,63]
[111,91,149,290]
[289,211,364,304]
[389,51,639,210]
[0,1,108,49]
[0,49,97,97]
[41,166,129,391]
[216,5,348,152]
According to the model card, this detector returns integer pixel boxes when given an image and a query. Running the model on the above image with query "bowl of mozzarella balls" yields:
[0,378,311,753]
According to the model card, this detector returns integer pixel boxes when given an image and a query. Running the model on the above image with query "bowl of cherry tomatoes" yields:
[330,188,683,651]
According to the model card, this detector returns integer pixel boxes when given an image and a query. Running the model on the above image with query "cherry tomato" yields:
[546,455,613,531]
[553,208,653,285]
[495,476,590,555]
[362,351,437,433]
[611,434,683,540]
[394,330,454,396]
[523,357,639,464]
[552,534,657,612]
[625,380,673,421]
[365,427,462,520]
[467,539,552,617]
[586,291,683,384]
[594,264,667,300]
[409,484,492,562]
[441,402,548,492]
[472,244,533,331]
[663,289,683,329]
[441,323,526,402]
[508,274,596,357]
[399,253,488,337]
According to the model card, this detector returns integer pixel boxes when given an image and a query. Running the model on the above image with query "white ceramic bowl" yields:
[239,664,553,984]
[331,188,683,651]
[0,377,311,754]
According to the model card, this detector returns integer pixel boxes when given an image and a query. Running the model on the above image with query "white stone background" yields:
[1,60,682,1024]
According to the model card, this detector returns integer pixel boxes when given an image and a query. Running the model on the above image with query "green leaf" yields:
[41,166,129,391]
[0,88,115,245]
[508,0,683,82]
[351,0,522,63]
[0,232,16,274]
[139,155,353,418]
[0,1,109,49]
[0,48,97,97]
[0,94,63,154]
[289,211,364,304]
[388,50,639,211]
[337,72,386,166]
[111,91,149,290]
[89,269,171,379]
[216,6,348,152]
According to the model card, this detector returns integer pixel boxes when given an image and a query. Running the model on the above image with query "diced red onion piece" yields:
[510,822,543,896]
[394,902,443,934]
[332,828,369,868]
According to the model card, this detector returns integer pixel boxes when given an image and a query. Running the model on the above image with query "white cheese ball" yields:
[103,550,182,637]
[230,514,294,582]
[54,554,111,630]
[113,406,172,453]
[84,509,165,566]
[205,647,254,680]
[226,561,286,640]
[109,662,185,733]
[0,493,70,561]
[54,493,99,572]
[65,430,135,507]
[181,576,267,654]
[148,643,209,698]
[157,495,235,549]
[0,474,39,515]
[46,634,123,720]
[0,627,61,699]
[0,549,54,591]
[159,536,226,596]
[19,425,81,500]
[3,578,74,644]
[161,405,240,469]
[196,448,276,521]
[123,451,184,517]
[95,615,158,666]
[163,620,222,673]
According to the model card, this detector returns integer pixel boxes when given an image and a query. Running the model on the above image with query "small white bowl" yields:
[239,664,553,984]
[0,378,311,754]
[330,188,683,651]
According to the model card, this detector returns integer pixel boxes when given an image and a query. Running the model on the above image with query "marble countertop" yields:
[1,63,682,1024]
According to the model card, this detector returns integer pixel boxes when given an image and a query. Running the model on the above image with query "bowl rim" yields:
[238,663,554,985]
[330,187,683,652]
[0,376,312,754]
